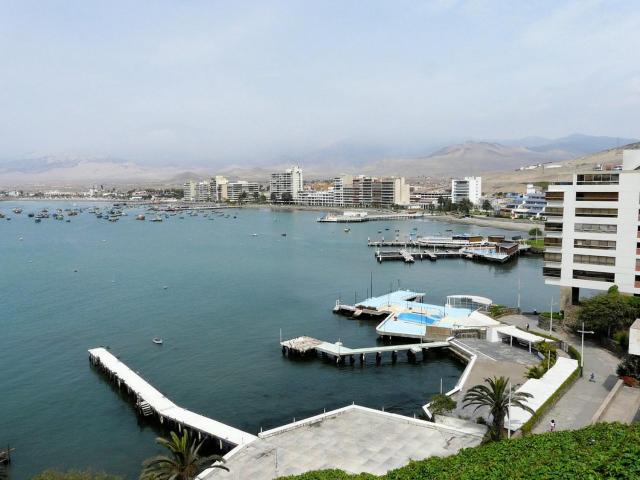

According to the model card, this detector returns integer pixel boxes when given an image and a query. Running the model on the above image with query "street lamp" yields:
[577,322,594,377]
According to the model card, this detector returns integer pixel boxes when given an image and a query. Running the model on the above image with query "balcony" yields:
[543,267,561,278]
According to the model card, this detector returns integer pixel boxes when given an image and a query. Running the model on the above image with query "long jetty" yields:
[280,336,450,365]
[88,348,256,450]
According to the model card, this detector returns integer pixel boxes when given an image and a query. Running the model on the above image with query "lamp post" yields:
[507,380,512,439]
[577,322,594,377]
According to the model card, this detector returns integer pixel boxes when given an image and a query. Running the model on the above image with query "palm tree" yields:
[140,430,228,480]
[463,376,534,440]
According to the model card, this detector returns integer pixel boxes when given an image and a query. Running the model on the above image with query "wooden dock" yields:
[88,348,256,449]
[281,336,450,365]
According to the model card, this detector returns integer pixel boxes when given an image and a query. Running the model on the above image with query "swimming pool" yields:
[396,312,441,325]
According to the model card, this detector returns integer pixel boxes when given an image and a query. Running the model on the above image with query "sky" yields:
[1,0,639,166]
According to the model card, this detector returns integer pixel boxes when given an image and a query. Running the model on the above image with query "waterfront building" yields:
[543,149,640,308]
[270,166,303,202]
[211,175,229,202]
[183,180,213,202]
[499,184,547,218]
[329,175,410,208]
[227,181,259,202]
[296,189,335,206]
[451,176,482,205]
[410,190,451,208]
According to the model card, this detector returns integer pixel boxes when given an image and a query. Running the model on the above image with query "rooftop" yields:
[199,405,484,480]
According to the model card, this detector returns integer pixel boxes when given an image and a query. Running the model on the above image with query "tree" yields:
[528,227,543,238]
[429,394,457,415]
[259,194,267,203]
[270,192,277,202]
[437,196,445,211]
[239,191,248,204]
[456,198,473,215]
[463,376,533,440]
[252,191,259,202]
[281,192,293,204]
[482,199,492,212]
[578,291,635,337]
[140,431,228,480]
[31,470,121,480]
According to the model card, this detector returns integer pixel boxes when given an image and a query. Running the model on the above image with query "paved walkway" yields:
[601,385,640,424]
[531,339,619,433]
[500,314,621,433]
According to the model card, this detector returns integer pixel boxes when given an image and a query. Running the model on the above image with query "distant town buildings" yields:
[451,176,482,205]
[497,184,547,218]
[270,166,303,202]
[543,149,640,308]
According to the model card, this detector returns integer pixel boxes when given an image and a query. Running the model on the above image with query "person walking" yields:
[549,419,556,432]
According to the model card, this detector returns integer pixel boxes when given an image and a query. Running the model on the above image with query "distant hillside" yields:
[482,142,640,193]
[501,134,637,156]
[359,141,573,178]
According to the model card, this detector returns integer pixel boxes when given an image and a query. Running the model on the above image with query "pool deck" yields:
[198,405,485,480]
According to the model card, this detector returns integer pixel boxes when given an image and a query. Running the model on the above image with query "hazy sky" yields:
[1,0,639,165]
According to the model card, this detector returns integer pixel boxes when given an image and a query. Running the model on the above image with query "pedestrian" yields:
[590,372,596,382]
[549,419,556,432]
[526,323,530,331]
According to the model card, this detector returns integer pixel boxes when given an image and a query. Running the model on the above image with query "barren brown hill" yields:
[482,142,640,193]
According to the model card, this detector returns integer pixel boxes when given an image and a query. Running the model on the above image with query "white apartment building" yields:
[543,150,640,309]
[227,181,259,202]
[183,180,212,202]
[328,175,410,208]
[410,191,451,208]
[211,175,229,202]
[296,189,335,206]
[451,177,482,205]
[270,166,303,201]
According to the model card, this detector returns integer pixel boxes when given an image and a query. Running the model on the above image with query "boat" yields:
[35,218,41,223]
[252,233,258,237]
[28,213,34,218]
[12,208,22,214]
[150,216,163,222]
[136,214,146,221]
[281,233,287,237]
[344,228,350,233]
[152,337,163,345]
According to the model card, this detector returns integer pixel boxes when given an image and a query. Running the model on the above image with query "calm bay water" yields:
[0,202,556,479]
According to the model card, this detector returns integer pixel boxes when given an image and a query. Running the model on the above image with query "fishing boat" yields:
[136,214,145,221]
[12,208,22,214]
[281,233,287,237]
[344,228,350,233]
[152,337,163,345]
[150,216,163,222]
[28,212,34,218]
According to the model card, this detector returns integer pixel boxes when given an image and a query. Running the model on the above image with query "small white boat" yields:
[344,228,350,233]
[152,337,163,345]
[252,233,258,237]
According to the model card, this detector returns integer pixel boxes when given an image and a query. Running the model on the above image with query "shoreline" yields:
[2,198,538,232]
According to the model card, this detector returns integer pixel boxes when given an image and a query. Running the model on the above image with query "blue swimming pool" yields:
[396,312,441,325]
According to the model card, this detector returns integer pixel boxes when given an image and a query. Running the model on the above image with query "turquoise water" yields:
[0,203,556,479]
[396,312,441,324]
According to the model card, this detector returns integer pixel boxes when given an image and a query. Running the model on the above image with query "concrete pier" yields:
[88,347,256,449]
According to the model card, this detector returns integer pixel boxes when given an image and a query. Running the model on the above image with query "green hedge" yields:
[280,423,640,480]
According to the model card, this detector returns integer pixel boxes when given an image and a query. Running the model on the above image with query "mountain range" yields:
[0,134,636,189]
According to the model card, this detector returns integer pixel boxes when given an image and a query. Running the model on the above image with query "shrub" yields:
[617,355,640,379]
[428,394,457,416]
[31,471,121,480]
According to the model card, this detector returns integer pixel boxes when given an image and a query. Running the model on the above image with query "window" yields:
[545,207,564,217]
[544,253,562,263]
[543,267,561,278]
[544,222,563,232]
[575,223,617,234]
[574,254,615,266]
[544,237,562,247]
[575,208,617,218]
[545,191,564,201]
[573,270,615,282]
[576,173,619,185]
[574,239,617,250]
[575,192,618,202]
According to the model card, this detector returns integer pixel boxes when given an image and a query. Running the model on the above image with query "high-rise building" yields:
[451,177,482,205]
[183,180,211,202]
[270,166,303,201]
[227,181,260,203]
[211,175,229,202]
[328,175,410,208]
[543,150,640,309]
